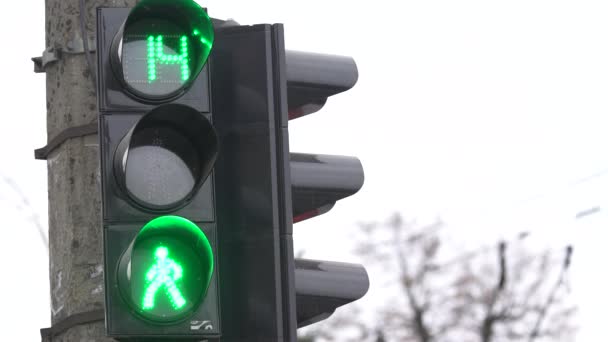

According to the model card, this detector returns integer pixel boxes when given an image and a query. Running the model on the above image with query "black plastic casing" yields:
[284,48,370,328]
[285,50,357,119]
[211,24,370,340]
[211,23,298,342]
[294,259,369,328]
[290,153,364,221]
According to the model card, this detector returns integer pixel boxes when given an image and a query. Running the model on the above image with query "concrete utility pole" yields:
[43,0,136,340]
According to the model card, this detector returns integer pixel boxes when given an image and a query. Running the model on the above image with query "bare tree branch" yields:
[528,246,573,342]
[391,214,433,342]
[480,241,507,342]
[300,215,576,342]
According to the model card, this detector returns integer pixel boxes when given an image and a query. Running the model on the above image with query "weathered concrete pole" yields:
[43,0,136,340]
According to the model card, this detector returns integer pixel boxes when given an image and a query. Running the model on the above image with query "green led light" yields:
[200,36,212,49]
[146,36,156,81]
[119,216,214,323]
[142,246,187,310]
[120,0,214,97]
[146,35,190,83]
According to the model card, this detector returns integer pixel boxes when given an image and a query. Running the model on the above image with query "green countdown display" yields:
[118,216,214,322]
[146,35,190,83]
[119,0,214,99]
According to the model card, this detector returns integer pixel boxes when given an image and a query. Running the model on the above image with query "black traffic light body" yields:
[210,23,298,341]
[97,5,220,339]
[289,152,368,328]
[211,22,369,338]
[295,259,369,327]
[98,2,369,340]
[285,45,369,329]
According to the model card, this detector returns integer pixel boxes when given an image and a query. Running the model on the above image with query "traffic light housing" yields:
[295,259,369,327]
[211,24,369,338]
[98,2,369,339]
[286,53,370,327]
[97,0,220,338]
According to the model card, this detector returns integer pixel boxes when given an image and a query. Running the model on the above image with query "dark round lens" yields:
[114,104,218,212]
[124,126,200,208]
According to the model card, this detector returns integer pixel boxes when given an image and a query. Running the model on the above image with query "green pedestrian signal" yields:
[142,246,186,310]
[117,216,214,323]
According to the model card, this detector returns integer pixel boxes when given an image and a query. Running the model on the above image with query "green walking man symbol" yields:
[142,246,187,310]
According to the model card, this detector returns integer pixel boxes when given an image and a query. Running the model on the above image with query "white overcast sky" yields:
[1,0,608,340]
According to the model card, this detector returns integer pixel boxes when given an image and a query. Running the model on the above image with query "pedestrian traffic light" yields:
[97,0,220,338]
[98,2,368,339]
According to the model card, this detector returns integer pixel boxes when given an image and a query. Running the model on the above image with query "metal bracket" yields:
[64,35,97,54]
[32,36,96,73]
[40,309,104,341]
[32,47,60,73]
[34,122,98,160]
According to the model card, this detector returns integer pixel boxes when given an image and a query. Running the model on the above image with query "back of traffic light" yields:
[211,25,369,338]
[286,52,370,327]
[289,152,369,327]
[97,0,221,338]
